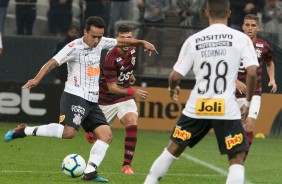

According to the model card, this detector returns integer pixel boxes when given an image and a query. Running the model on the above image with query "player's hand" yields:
[135,89,149,100]
[268,80,277,93]
[236,80,246,94]
[143,40,158,56]
[22,79,40,89]
[169,86,180,101]
[240,105,249,122]
[0,48,3,56]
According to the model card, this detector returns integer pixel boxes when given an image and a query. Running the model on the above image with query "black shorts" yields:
[59,92,108,132]
[170,114,248,155]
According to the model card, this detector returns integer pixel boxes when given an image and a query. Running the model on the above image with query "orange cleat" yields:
[121,165,134,174]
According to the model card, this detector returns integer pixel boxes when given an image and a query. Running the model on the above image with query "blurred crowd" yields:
[1,0,282,61]
[0,1,282,41]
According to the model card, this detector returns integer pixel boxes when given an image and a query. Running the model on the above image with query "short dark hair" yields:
[116,24,133,35]
[85,16,105,32]
[244,14,260,25]
[206,0,230,19]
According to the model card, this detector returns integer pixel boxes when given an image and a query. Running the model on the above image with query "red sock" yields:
[244,131,253,161]
[123,125,137,166]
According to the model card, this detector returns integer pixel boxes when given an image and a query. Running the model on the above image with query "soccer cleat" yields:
[4,124,27,142]
[82,171,109,183]
[85,132,97,144]
[121,165,134,174]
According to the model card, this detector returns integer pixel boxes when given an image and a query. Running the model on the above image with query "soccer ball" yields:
[62,154,86,178]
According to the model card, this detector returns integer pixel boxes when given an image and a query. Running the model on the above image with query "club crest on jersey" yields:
[130,49,136,55]
[116,57,122,63]
[225,133,243,150]
[131,57,136,65]
[172,127,191,141]
[73,114,82,125]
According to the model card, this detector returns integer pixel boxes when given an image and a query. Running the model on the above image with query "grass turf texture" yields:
[1,122,282,184]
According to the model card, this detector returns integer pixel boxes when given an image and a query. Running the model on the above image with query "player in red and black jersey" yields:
[85,24,149,174]
[236,14,277,161]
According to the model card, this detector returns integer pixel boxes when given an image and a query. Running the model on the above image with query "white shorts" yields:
[237,95,261,120]
[99,99,138,126]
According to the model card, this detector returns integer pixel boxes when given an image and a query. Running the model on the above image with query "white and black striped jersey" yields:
[53,37,117,102]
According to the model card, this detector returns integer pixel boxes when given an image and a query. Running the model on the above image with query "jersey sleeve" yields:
[173,38,194,76]
[102,50,118,83]
[265,43,273,64]
[101,37,118,51]
[241,36,259,68]
[52,41,76,66]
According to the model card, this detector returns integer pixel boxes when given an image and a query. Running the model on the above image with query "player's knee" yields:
[62,127,77,139]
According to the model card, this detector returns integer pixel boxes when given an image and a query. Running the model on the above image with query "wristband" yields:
[243,100,251,108]
[127,88,135,95]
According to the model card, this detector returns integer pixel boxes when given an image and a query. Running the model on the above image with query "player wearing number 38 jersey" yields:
[144,0,259,184]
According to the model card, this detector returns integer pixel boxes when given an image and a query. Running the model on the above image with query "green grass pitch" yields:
[1,122,282,184]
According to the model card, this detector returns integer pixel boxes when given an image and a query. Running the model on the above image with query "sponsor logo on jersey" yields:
[118,70,133,82]
[87,66,100,77]
[196,41,232,50]
[256,49,262,58]
[120,66,125,70]
[173,127,191,141]
[67,48,76,56]
[59,115,65,123]
[73,113,82,125]
[68,43,75,47]
[196,98,225,116]
[225,133,243,150]
[71,105,85,115]
[130,49,136,55]
[131,57,136,65]
[195,34,233,43]
[256,43,264,48]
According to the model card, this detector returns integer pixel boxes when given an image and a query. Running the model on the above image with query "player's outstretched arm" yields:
[116,38,158,56]
[22,59,59,89]
[107,82,149,100]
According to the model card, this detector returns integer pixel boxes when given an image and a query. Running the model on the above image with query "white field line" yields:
[182,153,253,184]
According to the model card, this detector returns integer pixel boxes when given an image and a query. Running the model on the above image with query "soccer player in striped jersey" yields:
[144,0,258,183]
[4,16,157,183]
[85,24,149,174]
[236,14,277,161]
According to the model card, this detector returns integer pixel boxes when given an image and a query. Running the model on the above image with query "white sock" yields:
[144,148,177,184]
[226,164,244,184]
[24,123,64,138]
[84,140,109,174]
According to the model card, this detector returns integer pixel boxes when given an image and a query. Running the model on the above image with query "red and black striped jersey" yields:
[99,46,137,105]
[236,38,273,98]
